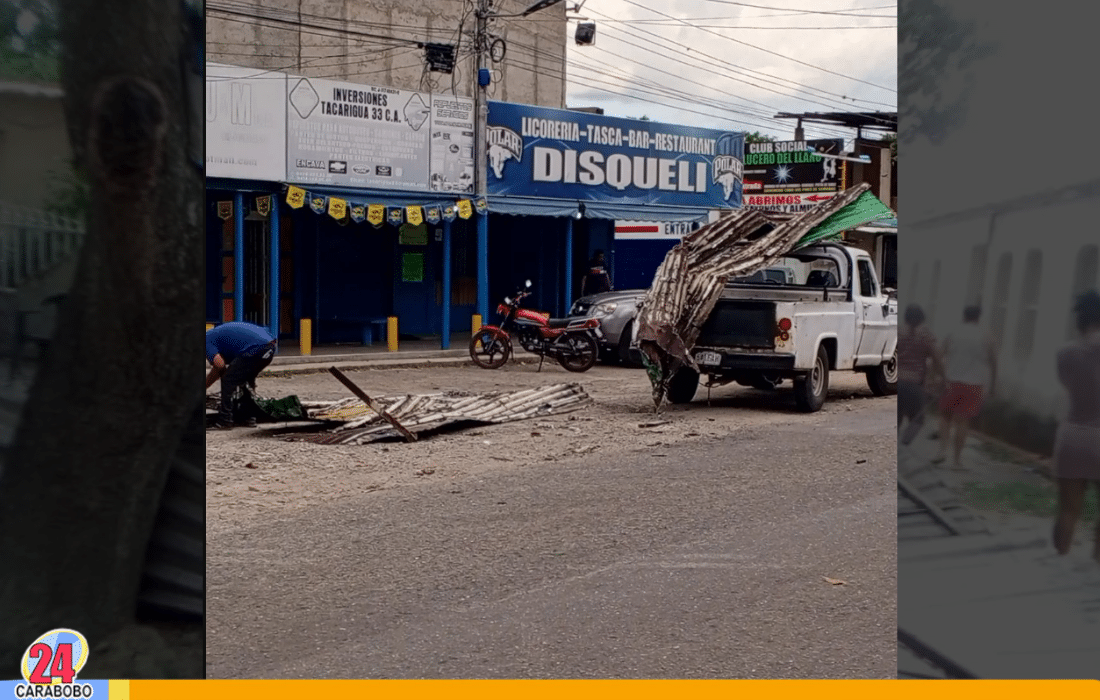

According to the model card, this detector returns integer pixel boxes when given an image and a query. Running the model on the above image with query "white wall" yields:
[906,196,1100,421]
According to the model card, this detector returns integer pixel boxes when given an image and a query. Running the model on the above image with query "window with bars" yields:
[965,244,987,307]
[928,260,941,327]
[1014,250,1043,362]
[991,253,1012,348]
[1066,245,1099,340]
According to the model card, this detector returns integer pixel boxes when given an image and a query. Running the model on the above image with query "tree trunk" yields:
[0,0,203,675]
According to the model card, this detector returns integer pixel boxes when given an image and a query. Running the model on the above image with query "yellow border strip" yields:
[109,679,130,699]
[127,680,1099,700]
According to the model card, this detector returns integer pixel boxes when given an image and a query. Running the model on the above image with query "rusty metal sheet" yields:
[291,384,593,445]
[634,183,884,410]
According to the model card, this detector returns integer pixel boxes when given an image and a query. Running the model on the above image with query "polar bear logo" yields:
[487,126,523,180]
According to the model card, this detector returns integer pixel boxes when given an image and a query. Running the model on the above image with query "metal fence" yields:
[0,201,85,291]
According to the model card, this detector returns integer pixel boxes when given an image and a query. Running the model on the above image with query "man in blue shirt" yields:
[205,321,277,429]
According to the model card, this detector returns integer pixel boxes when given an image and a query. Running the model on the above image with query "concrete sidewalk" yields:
[262,342,549,375]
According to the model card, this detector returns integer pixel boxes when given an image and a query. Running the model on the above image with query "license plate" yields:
[695,351,722,366]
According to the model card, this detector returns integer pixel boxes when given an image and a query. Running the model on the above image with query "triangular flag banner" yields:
[387,207,404,226]
[442,204,457,222]
[286,186,306,209]
[255,195,272,217]
[406,205,423,226]
[328,197,347,220]
[310,195,327,215]
[456,199,473,220]
[350,204,366,224]
[216,201,233,220]
[367,204,385,227]
[474,197,488,215]
[425,206,441,225]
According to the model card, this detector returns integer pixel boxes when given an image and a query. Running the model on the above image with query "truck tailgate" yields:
[696,299,776,349]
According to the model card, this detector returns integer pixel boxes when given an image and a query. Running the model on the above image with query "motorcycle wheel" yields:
[469,328,512,369]
[557,332,599,373]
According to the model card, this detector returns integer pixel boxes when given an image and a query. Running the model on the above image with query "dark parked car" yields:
[567,289,646,365]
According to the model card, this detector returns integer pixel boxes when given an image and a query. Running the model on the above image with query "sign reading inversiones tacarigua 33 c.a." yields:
[285,75,465,193]
[486,101,745,209]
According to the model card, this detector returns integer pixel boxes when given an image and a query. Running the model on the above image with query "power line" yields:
[578,4,895,109]
[615,0,896,93]
[696,1,895,17]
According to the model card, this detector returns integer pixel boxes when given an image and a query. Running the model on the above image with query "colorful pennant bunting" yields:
[425,206,441,225]
[216,201,233,220]
[310,195,327,215]
[328,197,347,220]
[286,186,306,209]
[387,207,404,226]
[456,199,473,220]
[255,195,271,217]
[367,204,385,227]
[406,205,423,226]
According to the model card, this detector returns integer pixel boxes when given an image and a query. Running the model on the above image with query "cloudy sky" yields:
[557,0,897,144]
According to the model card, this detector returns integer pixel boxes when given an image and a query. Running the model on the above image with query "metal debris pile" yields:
[291,382,593,445]
[634,183,894,411]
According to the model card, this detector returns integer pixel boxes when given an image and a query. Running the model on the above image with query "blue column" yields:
[234,191,244,322]
[269,198,280,339]
[564,217,574,314]
[477,212,489,322]
[441,220,452,349]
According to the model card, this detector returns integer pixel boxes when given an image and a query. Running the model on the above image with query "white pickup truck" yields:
[661,242,898,412]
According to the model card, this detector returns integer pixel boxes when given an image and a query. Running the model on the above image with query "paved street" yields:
[206,363,896,678]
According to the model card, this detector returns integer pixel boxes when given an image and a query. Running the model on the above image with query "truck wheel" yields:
[866,349,898,396]
[794,345,830,412]
[667,366,700,404]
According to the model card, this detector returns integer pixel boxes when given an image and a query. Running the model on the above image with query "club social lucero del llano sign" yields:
[486,101,745,209]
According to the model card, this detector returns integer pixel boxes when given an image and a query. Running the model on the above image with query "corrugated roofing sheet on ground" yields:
[290,383,593,445]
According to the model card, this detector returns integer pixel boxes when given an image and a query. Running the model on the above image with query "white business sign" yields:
[285,75,434,191]
[429,95,475,194]
[205,63,287,181]
[614,220,700,240]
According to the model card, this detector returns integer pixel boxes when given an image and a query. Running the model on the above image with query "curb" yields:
[261,355,547,376]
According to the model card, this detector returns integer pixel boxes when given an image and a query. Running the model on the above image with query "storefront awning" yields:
[488,195,713,223]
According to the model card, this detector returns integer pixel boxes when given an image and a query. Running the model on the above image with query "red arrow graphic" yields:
[806,194,833,202]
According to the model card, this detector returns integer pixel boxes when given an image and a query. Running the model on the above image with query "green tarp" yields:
[793,190,895,250]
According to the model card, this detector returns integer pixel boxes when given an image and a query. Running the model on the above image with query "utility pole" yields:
[474,0,490,323]
[471,0,565,323]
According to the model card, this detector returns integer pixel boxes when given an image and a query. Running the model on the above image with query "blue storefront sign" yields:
[487,101,745,209]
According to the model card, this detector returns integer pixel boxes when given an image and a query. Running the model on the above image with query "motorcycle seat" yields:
[545,317,574,328]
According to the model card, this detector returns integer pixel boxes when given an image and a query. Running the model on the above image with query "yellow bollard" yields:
[205,323,214,332]
[472,314,482,335]
[387,316,399,352]
[300,319,312,356]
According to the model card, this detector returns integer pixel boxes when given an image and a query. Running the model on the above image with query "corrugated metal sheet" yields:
[897,462,989,541]
[295,384,592,445]
[138,405,205,621]
[634,183,890,408]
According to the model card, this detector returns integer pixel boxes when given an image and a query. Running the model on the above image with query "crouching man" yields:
[205,321,277,429]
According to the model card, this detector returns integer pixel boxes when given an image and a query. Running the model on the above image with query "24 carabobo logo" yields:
[15,629,93,698]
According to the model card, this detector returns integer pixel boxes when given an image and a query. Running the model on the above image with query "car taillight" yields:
[777,317,792,332]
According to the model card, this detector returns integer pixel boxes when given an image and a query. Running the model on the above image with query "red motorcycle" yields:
[470,280,603,373]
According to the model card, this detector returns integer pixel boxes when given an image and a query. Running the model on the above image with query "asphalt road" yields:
[207,388,895,679]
